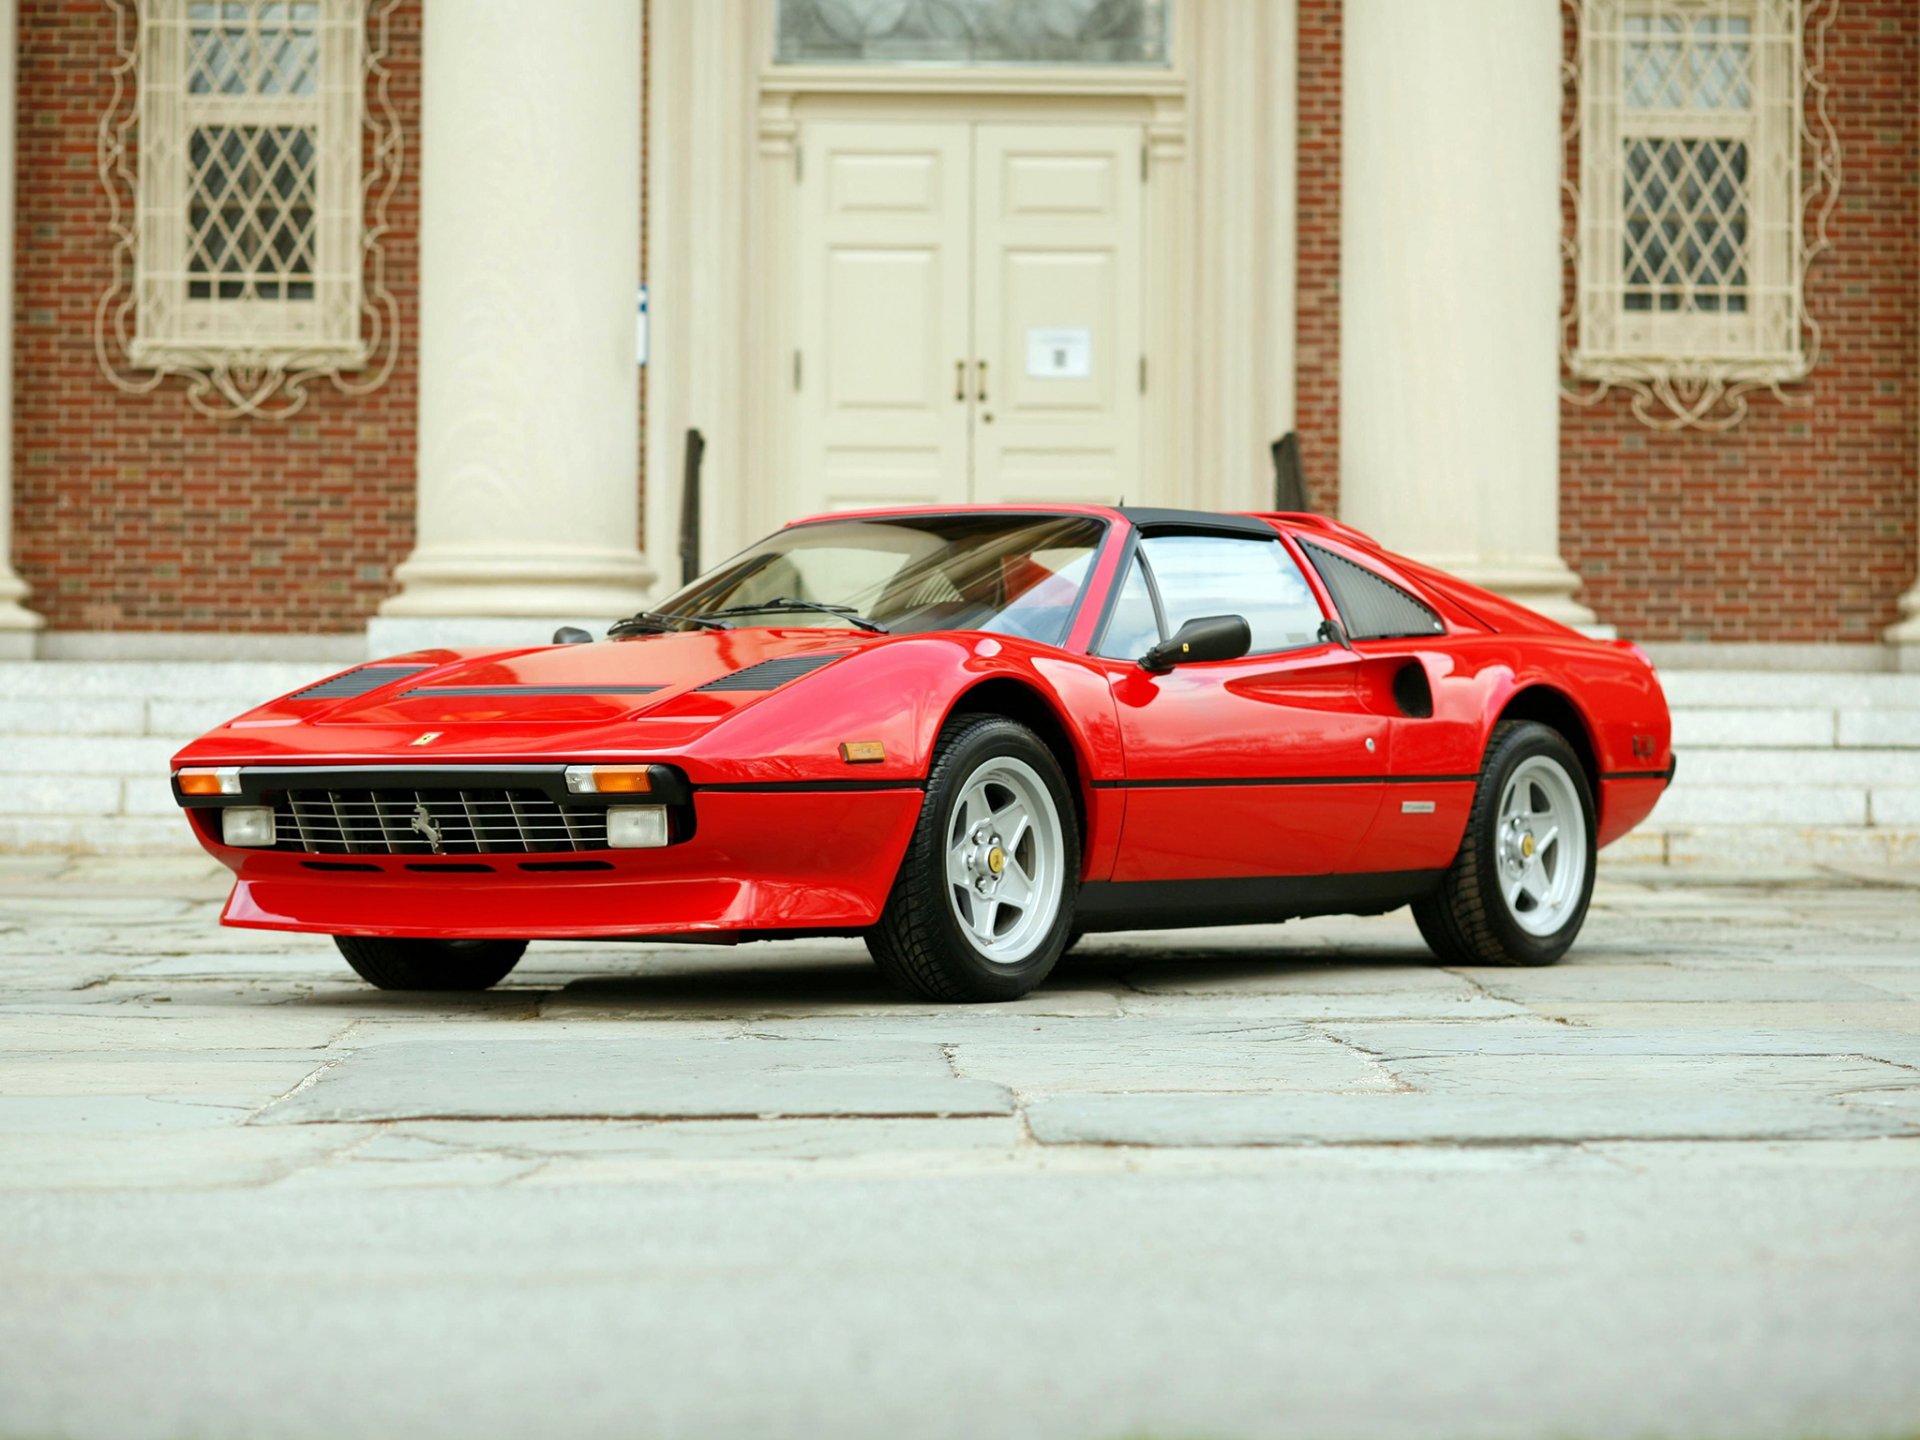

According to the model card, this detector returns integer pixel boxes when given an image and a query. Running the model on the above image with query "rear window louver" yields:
[1297,540,1446,641]
[697,653,849,693]
[288,665,432,701]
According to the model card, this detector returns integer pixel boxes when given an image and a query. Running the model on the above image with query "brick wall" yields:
[12,0,422,633]
[1295,0,1341,518]
[1558,1,1919,643]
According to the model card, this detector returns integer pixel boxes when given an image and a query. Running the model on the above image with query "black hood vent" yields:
[698,653,849,693]
[290,665,431,701]
[399,685,665,698]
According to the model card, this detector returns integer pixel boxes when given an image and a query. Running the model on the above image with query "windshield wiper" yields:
[693,596,888,633]
[607,609,734,638]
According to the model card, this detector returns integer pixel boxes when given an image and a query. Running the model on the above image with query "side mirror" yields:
[1317,617,1354,652]
[1140,614,1252,673]
[552,626,593,645]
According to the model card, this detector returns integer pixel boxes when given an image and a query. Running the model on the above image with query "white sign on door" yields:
[1025,327,1092,379]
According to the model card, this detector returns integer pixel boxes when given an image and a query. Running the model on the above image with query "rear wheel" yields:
[333,936,526,991]
[1412,720,1595,967]
[867,716,1078,1002]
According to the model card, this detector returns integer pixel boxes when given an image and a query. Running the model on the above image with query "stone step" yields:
[1,664,1917,867]
[1658,670,1920,708]
[0,696,284,740]
[1672,748,1920,787]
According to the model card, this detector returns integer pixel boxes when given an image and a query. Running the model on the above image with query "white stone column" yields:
[376,0,652,643]
[1339,0,1595,628]
[0,0,45,658]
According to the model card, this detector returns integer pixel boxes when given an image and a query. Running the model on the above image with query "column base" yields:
[377,545,657,623]
[0,588,46,660]
[1423,553,1598,631]
[1887,589,1920,670]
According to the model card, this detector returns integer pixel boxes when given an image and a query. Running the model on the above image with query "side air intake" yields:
[697,653,849,693]
[289,665,432,701]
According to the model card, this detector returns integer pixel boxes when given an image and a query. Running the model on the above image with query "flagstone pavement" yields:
[2,854,1917,1440]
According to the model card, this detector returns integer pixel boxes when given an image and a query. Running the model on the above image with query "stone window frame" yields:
[1561,0,1841,431]
[96,0,404,419]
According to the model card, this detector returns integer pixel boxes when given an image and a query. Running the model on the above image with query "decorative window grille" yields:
[774,0,1171,67]
[98,0,402,419]
[1564,0,1839,430]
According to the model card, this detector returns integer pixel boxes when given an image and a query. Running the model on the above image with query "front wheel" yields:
[1412,720,1596,967]
[333,936,527,991]
[866,716,1079,1002]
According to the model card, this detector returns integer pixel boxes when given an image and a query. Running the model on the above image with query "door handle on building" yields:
[955,360,966,402]
[975,359,988,405]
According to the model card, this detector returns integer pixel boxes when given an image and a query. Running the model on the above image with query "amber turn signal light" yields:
[564,764,653,794]
[839,741,885,764]
[177,767,241,796]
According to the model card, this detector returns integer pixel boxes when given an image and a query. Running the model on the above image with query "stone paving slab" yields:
[1026,1070,1920,1148]
[1463,962,1905,1003]
[256,1035,1017,1123]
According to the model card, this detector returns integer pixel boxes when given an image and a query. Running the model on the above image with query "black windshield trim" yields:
[663,511,1116,653]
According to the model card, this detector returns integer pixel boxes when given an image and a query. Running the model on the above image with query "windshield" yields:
[651,514,1107,645]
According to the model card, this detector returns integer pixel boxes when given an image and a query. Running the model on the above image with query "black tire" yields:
[866,716,1080,1003]
[1412,720,1596,967]
[333,936,527,991]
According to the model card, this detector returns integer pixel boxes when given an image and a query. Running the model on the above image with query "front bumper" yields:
[188,786,925,940]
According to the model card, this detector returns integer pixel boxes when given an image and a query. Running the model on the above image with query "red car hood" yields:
[300,629,880,729]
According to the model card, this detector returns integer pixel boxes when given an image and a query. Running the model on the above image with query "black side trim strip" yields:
[400,685,664,697]
[1077,869,1446,933]
[1601,768,1674,782]
[694,779,927,795]
[1089,772,1478,790]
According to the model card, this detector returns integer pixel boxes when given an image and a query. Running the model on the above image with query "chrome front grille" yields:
[272,788,610,855]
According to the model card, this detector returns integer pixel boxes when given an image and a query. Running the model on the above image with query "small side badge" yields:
[409,731,443,747]
[1400,800,1436,815]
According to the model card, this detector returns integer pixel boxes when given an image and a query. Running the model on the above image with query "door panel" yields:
[972,124,1142,506]
[1105,649,1391,882]
[794,122,971,515]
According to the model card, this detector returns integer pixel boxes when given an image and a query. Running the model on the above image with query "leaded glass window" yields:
[133,0,366,361]
[1572,0,1803,376]
[775,0,1171,67]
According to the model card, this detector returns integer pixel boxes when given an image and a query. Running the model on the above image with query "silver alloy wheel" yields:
[943,755,1065,965]
[1495,754,1589,937]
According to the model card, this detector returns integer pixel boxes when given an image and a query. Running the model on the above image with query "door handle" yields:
[975,359,988,405]
[955,360,966,402]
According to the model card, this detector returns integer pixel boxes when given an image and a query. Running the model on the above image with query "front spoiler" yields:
[203,788,925,940]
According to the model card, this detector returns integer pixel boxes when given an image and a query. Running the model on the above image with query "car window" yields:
[1138,533,1325,654]
[1096,553,1162,659]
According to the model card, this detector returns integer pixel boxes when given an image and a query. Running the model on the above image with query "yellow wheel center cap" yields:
[987,846,1006,875]
[1521,834,1536,859]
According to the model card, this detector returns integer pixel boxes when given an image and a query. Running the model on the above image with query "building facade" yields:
[0,0,1914,663]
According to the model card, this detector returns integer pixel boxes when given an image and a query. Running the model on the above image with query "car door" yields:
[1093,526,1391,884]
[1287,533,1486,873]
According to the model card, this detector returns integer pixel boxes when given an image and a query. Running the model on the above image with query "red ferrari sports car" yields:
[171,504,1673,1001]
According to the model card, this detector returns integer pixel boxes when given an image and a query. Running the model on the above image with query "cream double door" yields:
[792,119,1143,515]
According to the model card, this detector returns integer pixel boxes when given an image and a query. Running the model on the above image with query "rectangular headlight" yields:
[178,767,242,796]
[221,806,276,847]
[606,805,669,849]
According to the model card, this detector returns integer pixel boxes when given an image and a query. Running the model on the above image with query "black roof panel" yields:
[1117,507,1278,538]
